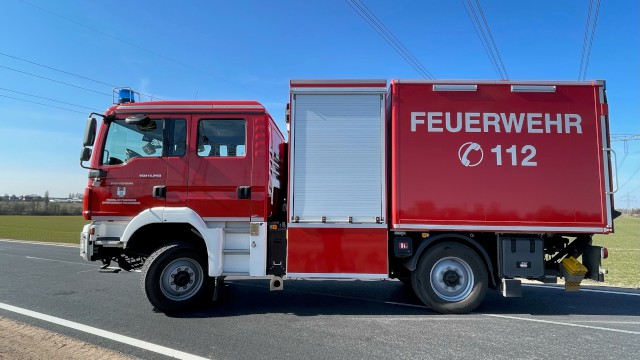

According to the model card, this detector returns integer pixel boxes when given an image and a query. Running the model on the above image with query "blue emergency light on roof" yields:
[117,89,135,104]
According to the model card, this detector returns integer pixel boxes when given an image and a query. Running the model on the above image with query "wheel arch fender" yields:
[122,207,223,276]
[405,233,496,287]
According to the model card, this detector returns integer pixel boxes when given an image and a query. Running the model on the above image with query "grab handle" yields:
[604,148,618,194]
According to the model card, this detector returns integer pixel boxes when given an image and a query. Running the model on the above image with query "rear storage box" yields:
[500,237,544,278]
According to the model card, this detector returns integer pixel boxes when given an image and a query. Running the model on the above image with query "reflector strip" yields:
[433,84,478,92]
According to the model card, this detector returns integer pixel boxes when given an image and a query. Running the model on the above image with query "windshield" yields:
[101,119,164,165]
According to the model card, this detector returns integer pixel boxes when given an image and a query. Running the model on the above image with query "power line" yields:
[473,0,508,79]
[618,193,637,211]
[345,0,435,79]
[346,0,431,78]
[617,152,627,171]
[611,134,640,142]
[618,165,640,192]
[1,65,111,97]
[0,52,114,88]
[578,0,594,80]
[0,65,111,96]
[462,0,501,77]
[461,0,508,79]
[356,0,435,79]
[578,0,602,80]
[0,87,98,111]
[0,94,87,114]
[0,52,160,100]
[16,0,268,98]
[611,134,640,169]
[583,0,602,80]
[16,0,199,74]
[628,183,640,196]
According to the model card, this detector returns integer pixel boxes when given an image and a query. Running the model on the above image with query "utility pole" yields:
[619,193,636,214]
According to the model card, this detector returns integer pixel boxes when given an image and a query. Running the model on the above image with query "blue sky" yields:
[0,0,638,207]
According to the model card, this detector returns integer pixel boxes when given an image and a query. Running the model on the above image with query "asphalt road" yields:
[1,239,639,360]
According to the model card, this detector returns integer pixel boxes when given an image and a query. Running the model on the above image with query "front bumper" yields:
[80,224,93,261]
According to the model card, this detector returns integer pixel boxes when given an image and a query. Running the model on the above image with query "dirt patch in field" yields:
[0,316,136,360]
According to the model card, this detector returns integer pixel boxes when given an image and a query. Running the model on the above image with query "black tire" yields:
[411,242,488,314]
[141,243,211,313]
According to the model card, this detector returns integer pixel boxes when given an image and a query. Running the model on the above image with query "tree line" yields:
[0,191,82,216]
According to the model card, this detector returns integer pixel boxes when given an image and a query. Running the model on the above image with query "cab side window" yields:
[101,119,164,165]
[101,118,187,165]
[197,119,246,157]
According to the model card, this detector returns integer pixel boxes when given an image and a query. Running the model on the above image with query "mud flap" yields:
[500,279,522,297]
[582,245,606,282]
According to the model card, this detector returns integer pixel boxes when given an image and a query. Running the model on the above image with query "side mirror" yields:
[83,117,97,147]
[80,147,92,162]
[125,114,150,125]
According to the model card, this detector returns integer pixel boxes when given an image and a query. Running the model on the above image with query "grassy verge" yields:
[0,216,87,244]
[592,215,640,289]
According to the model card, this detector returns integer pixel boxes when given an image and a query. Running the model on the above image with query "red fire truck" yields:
[80,79,616,314]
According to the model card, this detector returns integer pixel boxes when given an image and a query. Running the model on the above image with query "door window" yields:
[101,119,187,165]
[197,119,246,157]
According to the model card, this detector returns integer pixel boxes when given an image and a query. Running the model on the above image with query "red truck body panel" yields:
[286,227,388,275]
[389,80,612,233]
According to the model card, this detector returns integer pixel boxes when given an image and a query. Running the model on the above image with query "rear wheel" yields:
[141,243,211,313]
[411,242,487,314]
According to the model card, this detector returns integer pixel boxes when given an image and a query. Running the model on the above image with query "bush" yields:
[0,201,82,216]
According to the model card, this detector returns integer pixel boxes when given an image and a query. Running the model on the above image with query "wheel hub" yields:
[429,257,474,302]
[160,258,203,301]
[171,268,193,289]
[443,270,461,287]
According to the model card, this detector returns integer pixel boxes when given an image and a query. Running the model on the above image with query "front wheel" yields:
[141,243,211,313]
[411,242,488,314]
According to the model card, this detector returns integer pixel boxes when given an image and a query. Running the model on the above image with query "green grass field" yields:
[0,215,637,288]
[0,216,87,243]
[593,216,640,289]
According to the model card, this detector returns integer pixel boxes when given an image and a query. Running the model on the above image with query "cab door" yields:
[187,116,252,220]
[90,117,187,218]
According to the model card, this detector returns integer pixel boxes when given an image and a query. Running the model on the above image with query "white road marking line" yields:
[342,317,484,321]
[485,314,640,335]
[571,321,640,324]
[0,239,77,248]
[576,288,640,296]
[523,283,640,297]
[25,256,94,267]
[77,269,98,274]
[0,302,210,360]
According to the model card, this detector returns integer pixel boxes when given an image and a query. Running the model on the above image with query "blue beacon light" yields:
[118,89,135,104]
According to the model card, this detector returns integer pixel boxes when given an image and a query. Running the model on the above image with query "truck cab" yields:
[80,91,285,312]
